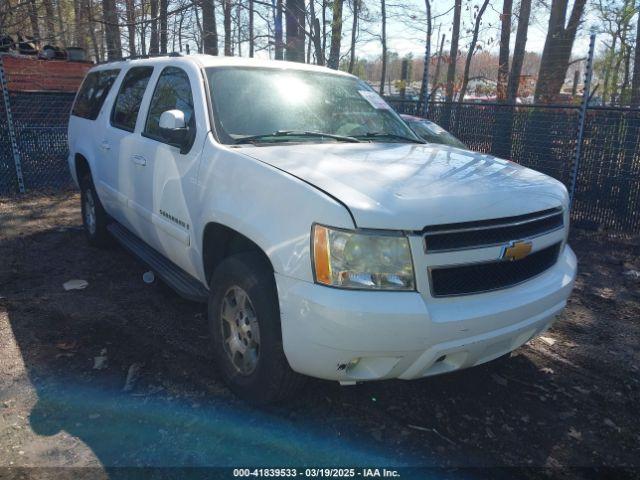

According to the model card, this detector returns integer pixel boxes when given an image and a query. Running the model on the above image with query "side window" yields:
[144,67,195,141]
[110,66,154,132]
[72,69,120,120]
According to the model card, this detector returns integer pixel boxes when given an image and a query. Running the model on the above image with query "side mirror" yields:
[159,109,191,153]
[159,109,186,129]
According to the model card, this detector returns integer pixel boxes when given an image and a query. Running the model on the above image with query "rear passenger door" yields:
[103,66,154,234]
[130,66,205,277]
[69,69,120,214]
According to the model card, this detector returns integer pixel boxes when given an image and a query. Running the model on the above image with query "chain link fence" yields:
[390,99,640,234]
[0,59,639,234]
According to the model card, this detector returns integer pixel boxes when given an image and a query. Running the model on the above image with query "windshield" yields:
[407,120,467,149]
[205,67,420,145]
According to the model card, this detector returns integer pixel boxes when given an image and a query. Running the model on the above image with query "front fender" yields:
[195,140,354,282]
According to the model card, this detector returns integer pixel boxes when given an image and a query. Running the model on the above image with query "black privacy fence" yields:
[391,100,640,234]
[0,91,639,234]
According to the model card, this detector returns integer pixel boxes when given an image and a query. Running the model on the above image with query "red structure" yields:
[1,55,92,93]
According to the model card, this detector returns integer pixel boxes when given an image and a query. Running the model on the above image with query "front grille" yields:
[430,242,562,297]
[423,208,564,252]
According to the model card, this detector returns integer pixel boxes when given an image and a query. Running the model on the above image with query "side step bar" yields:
[108,223,209,303]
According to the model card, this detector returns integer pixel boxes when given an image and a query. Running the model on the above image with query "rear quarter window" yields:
[72,69,120,120]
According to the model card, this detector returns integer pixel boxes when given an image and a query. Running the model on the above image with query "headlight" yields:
[312,225,415,290]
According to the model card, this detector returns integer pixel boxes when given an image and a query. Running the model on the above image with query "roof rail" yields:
[96,51,182,65]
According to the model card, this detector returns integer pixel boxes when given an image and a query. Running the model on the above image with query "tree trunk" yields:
[429,33,445,100]
[73,0,85,48]
[223,0,232,55]
[160,0,168,53]
[27,0,40,41]
[378,0,386,93]
[274,0,284,59]
[285,0,306,62]
[57,0,68,47]
[321,0,327,61]
[86,0,100,59]
[125,0,136,56]
[149,0,159,54]
[309,0,324,64]
[103,0,122,60]
[534,0,587,103]
[42,0,56,43]
[249,0,254,57]
[496,0,513,101]
[327,0,344,69]
[348,0,359,73]
[507,0,531,100]
[418,0,432,115]
[139,0,147,55]
[631,14,640,107]
[445,0,461,102]
[202,0,219,55]
[458,0,490,103]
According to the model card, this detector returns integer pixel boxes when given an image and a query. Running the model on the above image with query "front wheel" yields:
[208,253,304,404]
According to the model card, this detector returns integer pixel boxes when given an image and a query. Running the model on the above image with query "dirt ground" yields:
[0,192,638,478]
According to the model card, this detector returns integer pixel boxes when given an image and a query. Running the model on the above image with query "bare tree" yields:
[348,0,360,72]
[310,0,324,64]
[458,0,490,102]
[275,0,284,60]
[249,0,254,56]
[534,0,587,103]
[418,0,431,113]
[27,0,40,41]
[42,0,56,43]
[379,0,387,93]
[202,0,219,54]
[631,12,640,107]
[125,0,137,55]
[496,0,513,101]
[285,0,305,61]
[507,0,532,100]
[327,0,344,69]
[223,0,232,55]
[103,0,122,59]
[150,0,159,54]
[160,0,168,53]
[430,33,445,99]
[445,0,462,101]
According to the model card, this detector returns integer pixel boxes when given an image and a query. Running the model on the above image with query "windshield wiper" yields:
[234,130,362,144]
[356,132,426,144]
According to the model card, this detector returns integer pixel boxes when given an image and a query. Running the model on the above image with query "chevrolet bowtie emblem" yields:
[501,240,533,261]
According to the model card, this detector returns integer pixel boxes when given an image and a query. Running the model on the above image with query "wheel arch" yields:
[202,222,274,285]
[74,153,92,184]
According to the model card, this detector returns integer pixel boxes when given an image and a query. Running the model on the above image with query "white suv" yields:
[68,54,577,403]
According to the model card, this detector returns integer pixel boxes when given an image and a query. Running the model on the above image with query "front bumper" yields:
[276,245,577,381]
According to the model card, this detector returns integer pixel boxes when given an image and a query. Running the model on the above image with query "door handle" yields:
[131,154,147,166]
[100,140,111,151]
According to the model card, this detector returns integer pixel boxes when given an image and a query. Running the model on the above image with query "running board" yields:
[107,223,209,303]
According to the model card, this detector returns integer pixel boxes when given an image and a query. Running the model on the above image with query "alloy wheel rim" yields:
[84,189,97,235]
[220,285,261,376]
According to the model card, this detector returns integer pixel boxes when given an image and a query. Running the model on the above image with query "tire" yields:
[79,172,112,247]
[208,253,304,404]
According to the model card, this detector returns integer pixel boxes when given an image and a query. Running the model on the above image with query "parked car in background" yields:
[400,114,467,149]
[68,55,576,404]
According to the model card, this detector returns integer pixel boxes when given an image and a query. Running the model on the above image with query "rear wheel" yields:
[208,253,304,404]
[80,172,111,247]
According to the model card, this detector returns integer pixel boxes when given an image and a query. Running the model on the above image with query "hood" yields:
[238,143,568,230]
